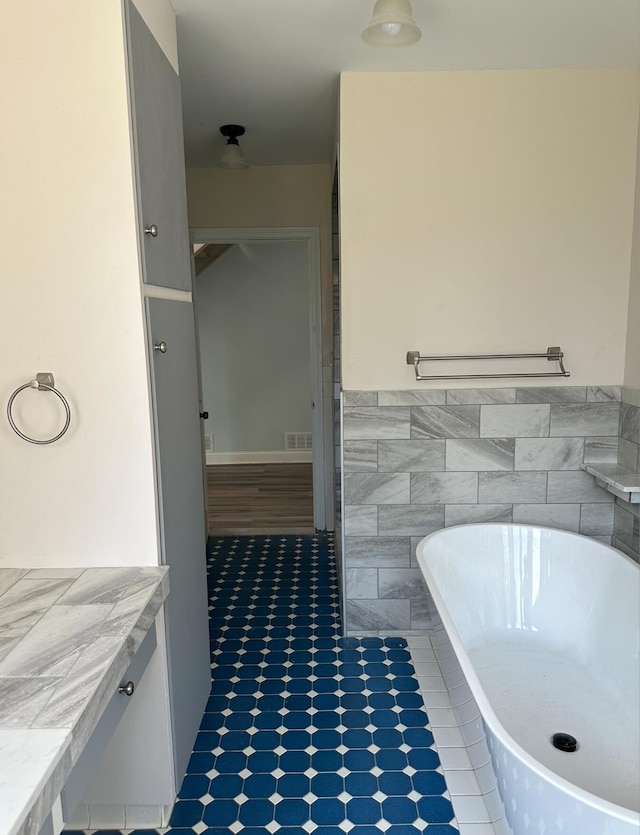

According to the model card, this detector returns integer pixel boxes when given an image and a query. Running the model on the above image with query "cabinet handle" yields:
[144,224,158,237]
[154,342,167,353]
[118,681,135,696]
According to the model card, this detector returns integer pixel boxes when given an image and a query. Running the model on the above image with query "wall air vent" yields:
[284,432,312,451]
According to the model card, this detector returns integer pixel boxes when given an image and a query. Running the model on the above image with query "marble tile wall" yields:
[341,385,621,635]
[332,180,342,532]
[613,386,640,561]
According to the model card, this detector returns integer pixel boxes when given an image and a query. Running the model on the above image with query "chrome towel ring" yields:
[7,373,71,445]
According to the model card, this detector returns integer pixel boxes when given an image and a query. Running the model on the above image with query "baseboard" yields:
[206,451,313,465]
[64,803,173,830]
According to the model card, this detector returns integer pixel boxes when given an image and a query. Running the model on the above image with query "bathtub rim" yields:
[416,522,640,828]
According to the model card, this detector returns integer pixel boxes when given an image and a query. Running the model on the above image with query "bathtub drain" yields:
[551,732,578,752]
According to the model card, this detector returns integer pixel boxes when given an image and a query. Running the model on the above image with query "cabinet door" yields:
[146,298,210,779]
[127,2,192,292]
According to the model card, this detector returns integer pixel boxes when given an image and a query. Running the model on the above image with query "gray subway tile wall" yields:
[549,403,620,436]
[344,472,410,505]
[514,437,584,470]
[583,437,620,463]
[379,389,446,406]
[378,440,445,472]
[613,386,640,561]
[579,503,615,536]
[478,471,547,504]
[378,504,445,537]
[343,506,378,536]
[512,503,581,532]
[618,437,639,470]
[445,387,516,405]
[411,472,478,504]
[410,406,480,439]
[444,503,512,526]
[586,386,624,402]
[343,440,379,472]
[445,438,515,471]
[546,470,615,503]
[515,386,587,403]
[344,406,411,439]
[331,182,341,535]
[345,536,410,567]
[346,598,411,632]
[342,385,624,634]
[620,401,640,444]
[479,403,549,437]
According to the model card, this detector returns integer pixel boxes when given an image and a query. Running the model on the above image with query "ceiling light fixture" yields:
[216,124,249,170]
[362,0,422,46]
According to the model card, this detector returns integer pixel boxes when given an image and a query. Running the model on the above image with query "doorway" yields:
[190,227,326,534]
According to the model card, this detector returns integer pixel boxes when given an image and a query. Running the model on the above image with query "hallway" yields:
[206,466,315,535]
[78,534,457,834]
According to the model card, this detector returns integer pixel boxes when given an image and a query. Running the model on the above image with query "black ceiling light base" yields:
[220,124,245,146]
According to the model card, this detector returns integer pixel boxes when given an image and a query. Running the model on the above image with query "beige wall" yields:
[339,69,640,390]
[625,111,640,392]
[0,1,159,565]
[186,165,333,363]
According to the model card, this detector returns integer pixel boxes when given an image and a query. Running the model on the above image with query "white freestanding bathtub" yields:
[416,523,640,835]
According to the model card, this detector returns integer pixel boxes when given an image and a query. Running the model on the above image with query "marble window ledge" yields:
[581,463,640,504]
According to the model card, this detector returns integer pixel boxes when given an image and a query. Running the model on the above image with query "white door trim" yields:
[189,226,326,530]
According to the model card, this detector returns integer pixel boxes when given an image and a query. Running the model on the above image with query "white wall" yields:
[625,111,640,392]
[339,69,640,390]
[196,242,312,452]
[0,1,160,566]
[187,165,333,363]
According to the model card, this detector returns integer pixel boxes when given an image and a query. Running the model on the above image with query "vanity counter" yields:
[0,566,169,835]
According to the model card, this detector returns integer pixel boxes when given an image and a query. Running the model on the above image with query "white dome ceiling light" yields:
[362,0,422,47]
[216,124,249,170]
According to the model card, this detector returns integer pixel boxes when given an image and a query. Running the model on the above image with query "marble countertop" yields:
[0,566,169,835]
[581,463,640,503]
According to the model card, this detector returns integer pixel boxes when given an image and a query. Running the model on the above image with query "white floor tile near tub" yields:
[406,635,433,648]
[442,769,482,796]
[457,823,503,835]
[436,746,474,771]
[406,646,437,662]
[431,725,465,748]
[412,660,442,677]
[453,794,497,824]
[408,636,514,835]
[419,688,453,708]
[424,706,458,727]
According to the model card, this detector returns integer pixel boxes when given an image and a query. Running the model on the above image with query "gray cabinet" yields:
[126,1,192,292]
[146,297,211,780]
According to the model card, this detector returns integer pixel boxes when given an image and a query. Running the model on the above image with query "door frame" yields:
[189,226,326,530]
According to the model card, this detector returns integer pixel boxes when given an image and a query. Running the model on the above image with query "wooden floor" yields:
[206,463,314,535]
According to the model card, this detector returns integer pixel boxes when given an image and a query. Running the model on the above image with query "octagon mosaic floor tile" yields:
[67,534,458,834]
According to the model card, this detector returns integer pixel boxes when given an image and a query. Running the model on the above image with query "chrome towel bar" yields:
[406,346,570,381]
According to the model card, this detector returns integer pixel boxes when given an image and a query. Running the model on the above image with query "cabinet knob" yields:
[154,341,167,353]
[118,681,135,696]
[200,411,209,420]
[144,224,158,237]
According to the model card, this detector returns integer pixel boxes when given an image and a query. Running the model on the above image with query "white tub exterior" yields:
[416,523,640,835]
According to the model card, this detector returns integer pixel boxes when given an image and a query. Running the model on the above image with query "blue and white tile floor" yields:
[74,533,459,834]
